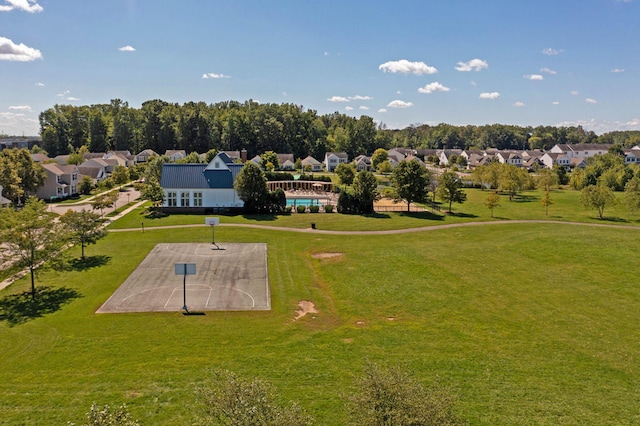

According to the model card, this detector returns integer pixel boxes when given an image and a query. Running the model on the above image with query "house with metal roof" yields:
[159,152,244,212]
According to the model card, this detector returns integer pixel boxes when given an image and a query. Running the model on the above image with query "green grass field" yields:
[2,188,640,424]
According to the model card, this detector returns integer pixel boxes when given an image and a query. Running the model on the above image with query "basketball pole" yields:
[211,224,219,249]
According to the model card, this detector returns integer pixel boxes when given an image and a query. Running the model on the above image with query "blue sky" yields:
[1,0,638,136]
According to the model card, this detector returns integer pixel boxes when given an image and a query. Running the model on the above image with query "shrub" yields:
[68,403,139,426]
[284,206,292,214]
[296,205,306,213]
[324,204,334,213]
[309,205,320,213]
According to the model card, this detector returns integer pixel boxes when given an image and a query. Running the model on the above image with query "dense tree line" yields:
[39,99,640,161]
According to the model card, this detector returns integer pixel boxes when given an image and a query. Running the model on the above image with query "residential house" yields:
[550,143,609,159]
[540,152,571,170]
[37,163,79,200]
[77,158,110,183]
[323,152,348,172]
[159,152,244,212]
[387,149,406,168]
[135,149,158,163]
[30,153,50,163]
[354,155,372,171]
[276,153,295,170]
[0,185,11,206]
[301,156,322,172]
[437,149,463,167]
[165,150,187,162]
[495,151,523,167]
[624,148,640,165]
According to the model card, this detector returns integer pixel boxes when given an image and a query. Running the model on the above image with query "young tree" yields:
[335,162,356,186]
[376,160,393,175]
[140,179,164,209]
[234,162,269,213]
[499,164,532,200]
[260,150,280,171]
[0,197,65,297]
[436,170,468,213]
[352,170,378,214]
[91,191,119,216]
[198,370,314,426]
[60,209,107,260]
[347,362,464,426]
[391,160,431,212]
[371,148,388,171]
[541,189,554,216]
[79,176,94,195]
[580,184,615,219]
[535,168,558,192]
[624,175,640,214]
[110,165,130,186]
[485,191,501,218]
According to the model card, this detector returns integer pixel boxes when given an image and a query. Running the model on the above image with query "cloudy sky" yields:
[1,0,639,136]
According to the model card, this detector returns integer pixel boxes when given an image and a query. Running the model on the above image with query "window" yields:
[167,191,177,207]
[180,191,190,207]
[193,192,203,207]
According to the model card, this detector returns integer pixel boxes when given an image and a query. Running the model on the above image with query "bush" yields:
[284,206,292,214]
[324,204,334,213]
[68,403,139,426]
[296,205,306,213]
[309,205,320,213]
[197,370,314,426]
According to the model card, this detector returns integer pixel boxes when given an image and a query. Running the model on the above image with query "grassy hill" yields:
[1,189,639,424]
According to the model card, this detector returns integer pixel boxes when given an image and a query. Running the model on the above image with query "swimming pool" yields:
[286,198,322,207]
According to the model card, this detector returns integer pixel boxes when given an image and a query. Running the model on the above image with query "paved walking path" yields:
[108,219,640,235]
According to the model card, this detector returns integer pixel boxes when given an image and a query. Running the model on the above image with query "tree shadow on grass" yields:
[398,211,445,221]
[51,255,111,272]
[242,214,278,222]
[445,212,479,218]
[0,286,81,327]
[597,216,629,224]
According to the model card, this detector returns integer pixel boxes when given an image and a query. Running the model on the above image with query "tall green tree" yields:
[60,209,107,260]
[580,184,615,219]
[391,160,431,212]
[624,175,640,214]
[499,164,532,200]
[0,148,46,205]
[0,197,65,297]
[335,163,356,186]
[352,170,378,214]
[371,148,388,171]
[234,162,269,213]
[436,170,468,213]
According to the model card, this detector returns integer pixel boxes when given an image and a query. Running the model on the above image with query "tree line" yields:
[38,99,640,161]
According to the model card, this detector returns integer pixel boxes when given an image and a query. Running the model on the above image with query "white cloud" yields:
[57,90,70,97]
[0,36,42,61]
[327,96,349,102]
[9,105,32,111]
[552,101,560,105]
[585,98,597,104]
[418,82,450,94]
[555,118,640,134]
[67,97,81,101]
[350,95,372,100]
[470,80,477,86]
[611,68,625,73]
[513,102,525,107]
[524,74,544,81]
[0,0,43,13]
[479,92,500,100]
[359,106,369,110]
[387,100,413,108]
[540,67,557,75]
[202,72,230,79]
[35,82,45,86]
[118,45,136,52]
[570,91,579,96]
[378,108,387,113]
[542,47,562,55]
[455,58,488,72]
[345,106,354,111]
[378,59,437,75]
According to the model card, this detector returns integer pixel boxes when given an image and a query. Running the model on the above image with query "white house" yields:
[159,152,244,212]
[550,143,609,159]
[301,156,322,172]
[540,152,571,169]
[323,152,348,172]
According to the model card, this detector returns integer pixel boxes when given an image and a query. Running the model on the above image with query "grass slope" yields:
[1,192,640,424]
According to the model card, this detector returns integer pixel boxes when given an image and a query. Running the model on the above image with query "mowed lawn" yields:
[1,205,640,424]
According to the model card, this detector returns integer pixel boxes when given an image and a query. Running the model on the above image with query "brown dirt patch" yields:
[311,252,343,259]
[294,300,318,320]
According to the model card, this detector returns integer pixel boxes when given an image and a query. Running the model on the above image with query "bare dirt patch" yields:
[311,252,343,259]
[294,300,318,320]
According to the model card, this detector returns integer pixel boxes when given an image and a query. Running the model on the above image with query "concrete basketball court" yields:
[97,243,270,313]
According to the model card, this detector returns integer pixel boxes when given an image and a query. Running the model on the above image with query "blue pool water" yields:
[286,198,320,207]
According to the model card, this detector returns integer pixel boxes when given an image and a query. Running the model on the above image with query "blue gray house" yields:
[160,152,244,212]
